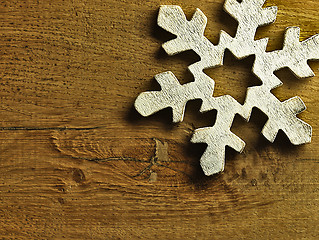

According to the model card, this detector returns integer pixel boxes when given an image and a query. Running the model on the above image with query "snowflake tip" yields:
[159,6,208,56]
[191,126,245,176]
[158,5,186,35]
[282,27,317,78]
[134,72,187,122]
[283,96,306,115]
[262,118,312,145]
[261,96,312,145]
[224,0,277,27]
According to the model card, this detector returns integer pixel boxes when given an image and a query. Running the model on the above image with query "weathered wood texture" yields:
[0,0,318,239]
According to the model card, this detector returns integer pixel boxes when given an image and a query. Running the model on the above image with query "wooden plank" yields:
[0,0,318,239]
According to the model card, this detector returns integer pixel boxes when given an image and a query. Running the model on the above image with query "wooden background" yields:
[1,0,319,239]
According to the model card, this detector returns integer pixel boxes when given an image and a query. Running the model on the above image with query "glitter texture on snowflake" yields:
[135,0,319,176]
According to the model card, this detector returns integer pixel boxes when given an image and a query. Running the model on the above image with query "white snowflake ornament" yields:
[135,0,319,176]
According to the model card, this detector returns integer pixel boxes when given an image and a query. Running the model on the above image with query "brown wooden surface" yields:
[0,0,319,239]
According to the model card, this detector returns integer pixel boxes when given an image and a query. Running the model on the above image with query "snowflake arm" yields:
[135,71,214,122]
[243,27,319,145]
[222,0,278,58]
[191,95,246,175]
[135,5,224,122]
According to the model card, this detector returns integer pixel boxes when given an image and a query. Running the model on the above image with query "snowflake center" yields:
[205,50,261,104]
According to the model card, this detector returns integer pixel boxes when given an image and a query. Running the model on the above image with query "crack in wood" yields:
[55,137,195,181]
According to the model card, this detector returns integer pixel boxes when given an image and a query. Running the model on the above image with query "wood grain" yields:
[0,0,319,239]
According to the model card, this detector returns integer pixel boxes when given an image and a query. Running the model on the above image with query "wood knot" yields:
[57,197,65,205]
[72,168,86,184]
